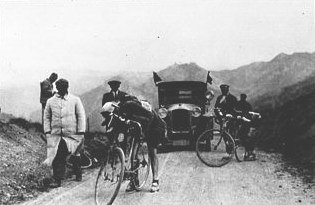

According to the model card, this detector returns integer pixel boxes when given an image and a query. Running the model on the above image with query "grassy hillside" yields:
[253,74,315,175]
[0,116,48,204]
[0,114,109,204]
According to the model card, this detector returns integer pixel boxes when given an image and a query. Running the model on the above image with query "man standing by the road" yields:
[43,78,86,188]
[40,73,58,128]
[102,80,127,106]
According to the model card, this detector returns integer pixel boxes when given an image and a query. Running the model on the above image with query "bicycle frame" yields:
[213,117,231,150]
[96,102,151,205]
[104,112,144,180]
[196,108,261,167]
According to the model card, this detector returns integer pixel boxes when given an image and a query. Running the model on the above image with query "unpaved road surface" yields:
[23,151,314,205]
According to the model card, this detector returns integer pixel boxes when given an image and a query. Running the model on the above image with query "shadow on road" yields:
[157,145,195,153]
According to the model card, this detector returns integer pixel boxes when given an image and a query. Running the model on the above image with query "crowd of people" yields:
[39,72,260,191]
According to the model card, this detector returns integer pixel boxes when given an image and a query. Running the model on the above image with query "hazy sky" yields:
[0,0,314,88]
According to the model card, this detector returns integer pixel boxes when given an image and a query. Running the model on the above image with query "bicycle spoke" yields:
[196,129,234,167]
[132,142,150,190]
[95,147,125,205]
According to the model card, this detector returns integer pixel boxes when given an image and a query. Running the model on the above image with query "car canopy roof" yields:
[157,81,206,107]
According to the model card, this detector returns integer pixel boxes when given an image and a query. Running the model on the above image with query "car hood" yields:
[166,103,200,112]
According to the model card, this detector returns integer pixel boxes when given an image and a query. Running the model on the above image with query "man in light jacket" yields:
[44,78,86,188]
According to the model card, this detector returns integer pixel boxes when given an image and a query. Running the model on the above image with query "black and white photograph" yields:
[0,0,314,204]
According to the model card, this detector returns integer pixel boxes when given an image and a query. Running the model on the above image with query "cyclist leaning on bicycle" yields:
[118,95,167,193]
[214,84,260,161]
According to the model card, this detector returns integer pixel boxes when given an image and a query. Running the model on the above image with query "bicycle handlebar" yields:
[108,112,143,134]
[215,108,261,123]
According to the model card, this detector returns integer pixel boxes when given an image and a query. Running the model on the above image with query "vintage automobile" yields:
[153,72,214,146]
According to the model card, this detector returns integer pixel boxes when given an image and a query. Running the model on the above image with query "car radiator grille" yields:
[171,109,190,132]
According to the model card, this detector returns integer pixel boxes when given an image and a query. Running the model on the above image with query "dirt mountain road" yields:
[23,151,314,205]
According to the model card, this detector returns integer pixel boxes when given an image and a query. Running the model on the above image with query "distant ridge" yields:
[26,51,315,131]
[158,62,209,82]
[211,51,315,100]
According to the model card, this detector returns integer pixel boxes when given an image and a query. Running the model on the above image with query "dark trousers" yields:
[239,123,255,153]
[52,138,69,181]
[52,138,82,181]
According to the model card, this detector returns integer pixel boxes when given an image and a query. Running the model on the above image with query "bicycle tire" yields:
[131,141,151,190]
[95,147,125,205]
[234,138,246,162]
[196,129,235,167]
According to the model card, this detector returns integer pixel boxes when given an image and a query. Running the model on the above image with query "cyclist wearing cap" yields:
[102,80,128,106]
[214,84,237,156]
[214,84,237,117]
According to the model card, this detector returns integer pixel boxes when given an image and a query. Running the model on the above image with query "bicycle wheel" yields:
[196,129,235,167]
[95,147,125,205]
[234,138,246,162]
[131,141,151,190]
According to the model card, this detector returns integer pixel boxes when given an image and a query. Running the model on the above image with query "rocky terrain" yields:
[0,115,48,204]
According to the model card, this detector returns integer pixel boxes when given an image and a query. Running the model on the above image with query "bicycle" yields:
[39,133,95,169]
[94,103,150,205]
[196,108,258,167]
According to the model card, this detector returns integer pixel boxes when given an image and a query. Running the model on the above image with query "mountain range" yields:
[4,51,315,166]
[78,52,315,170]
[77,52,315,132]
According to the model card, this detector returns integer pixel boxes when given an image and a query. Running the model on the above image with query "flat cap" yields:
[108,80,121,86]
[220,84,229,89]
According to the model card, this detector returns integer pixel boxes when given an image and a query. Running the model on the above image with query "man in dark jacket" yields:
[214,84,237,117]
[40,73,58,127]
[236,94,257,161]
[236,94,252,114]
[118,96,166,193]
[102,80,128,106]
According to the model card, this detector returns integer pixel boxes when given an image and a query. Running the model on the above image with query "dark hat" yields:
[220,84,229,89]
[108,80,121,86]
[240,93,247,99]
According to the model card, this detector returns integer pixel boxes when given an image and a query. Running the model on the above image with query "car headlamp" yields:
[158,107,168,118]
[192,107,202,117]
